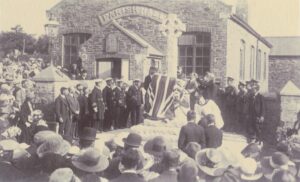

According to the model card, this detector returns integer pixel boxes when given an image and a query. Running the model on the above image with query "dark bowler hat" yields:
[123,132,142,147]
[227,77,234,81]
[79,127,98,141]
[144,136,169,157]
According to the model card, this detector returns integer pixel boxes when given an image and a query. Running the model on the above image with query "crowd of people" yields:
[1,61,300,182]
[180,68,265,143]
[0,113,300,182]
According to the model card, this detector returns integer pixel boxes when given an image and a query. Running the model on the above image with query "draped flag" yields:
[145,74,177,119]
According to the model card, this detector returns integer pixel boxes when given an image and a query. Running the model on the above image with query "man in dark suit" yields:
[66,86,80,138]
[109,148,146,182]
[114,80,128,129]
[223,77,238,132]
[178,110,206,150]
[205,114,223,148]
[144,67,157,91]
[55,87,71,137]
[127,79,143,126]
[246,81,265,143]
[90,79,105,132]
[78,87,91,133]
[103,78,115,130]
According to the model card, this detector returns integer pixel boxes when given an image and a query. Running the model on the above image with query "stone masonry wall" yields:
[269,57,300,93]
[49,0,231,83]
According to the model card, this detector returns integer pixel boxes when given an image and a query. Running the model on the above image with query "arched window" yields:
[256,49,262,80]
[250,45,255,79]
[239,40,246,80]
[63,33,91,69]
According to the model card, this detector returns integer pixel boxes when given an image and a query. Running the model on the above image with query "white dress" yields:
[195,99,224,129]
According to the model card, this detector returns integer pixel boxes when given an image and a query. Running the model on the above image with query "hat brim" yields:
[195,149,228,176]
[37,140,71,158]
[72,155,109,173]
[240,173,263,181]
[143,139,169,157]
[123,138,141,147]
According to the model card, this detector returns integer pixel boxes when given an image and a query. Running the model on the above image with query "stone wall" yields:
[269,56,300,93]
[49,0,231,83]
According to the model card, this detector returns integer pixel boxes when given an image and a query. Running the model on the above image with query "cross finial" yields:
[159,14,186,37]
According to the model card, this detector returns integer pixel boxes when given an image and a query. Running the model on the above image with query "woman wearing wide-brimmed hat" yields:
[195,148,229,180]
[239,158,264,182]
[71,147,109,181]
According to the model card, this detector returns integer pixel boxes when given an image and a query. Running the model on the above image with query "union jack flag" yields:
[145,74,177,119]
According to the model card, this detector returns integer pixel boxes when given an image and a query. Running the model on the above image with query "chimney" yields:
[235,0,248,22]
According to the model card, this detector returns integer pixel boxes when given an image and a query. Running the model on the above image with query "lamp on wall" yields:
[45,20,59,64]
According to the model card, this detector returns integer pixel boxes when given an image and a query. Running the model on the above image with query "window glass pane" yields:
[187,47,193,56]
[196,57,203,66]
[203,67,210,74]
[186,57,193,66]
[186,67,193,75]
[179,58,185,66]
[203,57,210,67]
[179,47,186,56]
[71,35,78,45]
[203,35,211,44]
[195,67,203,76]
[203,47,210,56]
[196,47,202,56]
[196,34,203,44]
[71,46,77,55]
[64,35,71,45]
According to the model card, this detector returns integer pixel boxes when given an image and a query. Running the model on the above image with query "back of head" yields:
[178,160,199,182]
[121,148,140,170]
[272,170,296,182]
[187,110,196,121]
[184,142,201,159]
[49,168,78,182]
[162,149,180,170]
[206,114,215,125]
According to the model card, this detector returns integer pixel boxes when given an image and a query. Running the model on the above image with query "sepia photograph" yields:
[0,0,299,181]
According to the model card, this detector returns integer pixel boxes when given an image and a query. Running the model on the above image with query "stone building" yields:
[47,0,271,91]
[266,36,300,93]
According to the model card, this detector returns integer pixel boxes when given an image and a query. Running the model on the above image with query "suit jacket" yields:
[178,122,206,150]
[55,95,70,122]
[205,125,223,148]
[66,94,80,115]
[114,87,126,107]
[109,172,146,182]
[247,93,265,118]
[127,85,143,108]
[144,75,152,91]
[78,95,90,117]
[149,170,177,182]
[103,86,114,109]
[224,85,238,107]
[90,87,105,120]
[20,99,34,123]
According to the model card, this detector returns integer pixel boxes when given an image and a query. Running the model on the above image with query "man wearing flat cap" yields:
[127,79,143,126]
[102,78,115,130]
[90,79,105,132]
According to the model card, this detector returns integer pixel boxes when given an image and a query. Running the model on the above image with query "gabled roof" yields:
[32,65,71,82]
[111,20,163,57]
[265,36,300,56]
[280,80,300,96]
[230,15,272,48]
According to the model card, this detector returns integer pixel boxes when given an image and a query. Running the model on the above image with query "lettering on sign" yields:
[106,34,118,53]
[99,5,168,25]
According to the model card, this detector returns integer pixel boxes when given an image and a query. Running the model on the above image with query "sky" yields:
[0,0,299,37]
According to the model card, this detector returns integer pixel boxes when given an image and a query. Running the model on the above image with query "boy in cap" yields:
[127,79,143,126]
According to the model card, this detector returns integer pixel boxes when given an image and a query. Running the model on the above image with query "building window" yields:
[250,45,255,79]
[178,32,211,76]
[256,49,262,80]
[64,33,90,69]
[263,52,267,80]
[240,40,246,80]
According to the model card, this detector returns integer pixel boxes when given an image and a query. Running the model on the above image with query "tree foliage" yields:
[0,25,50,57]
